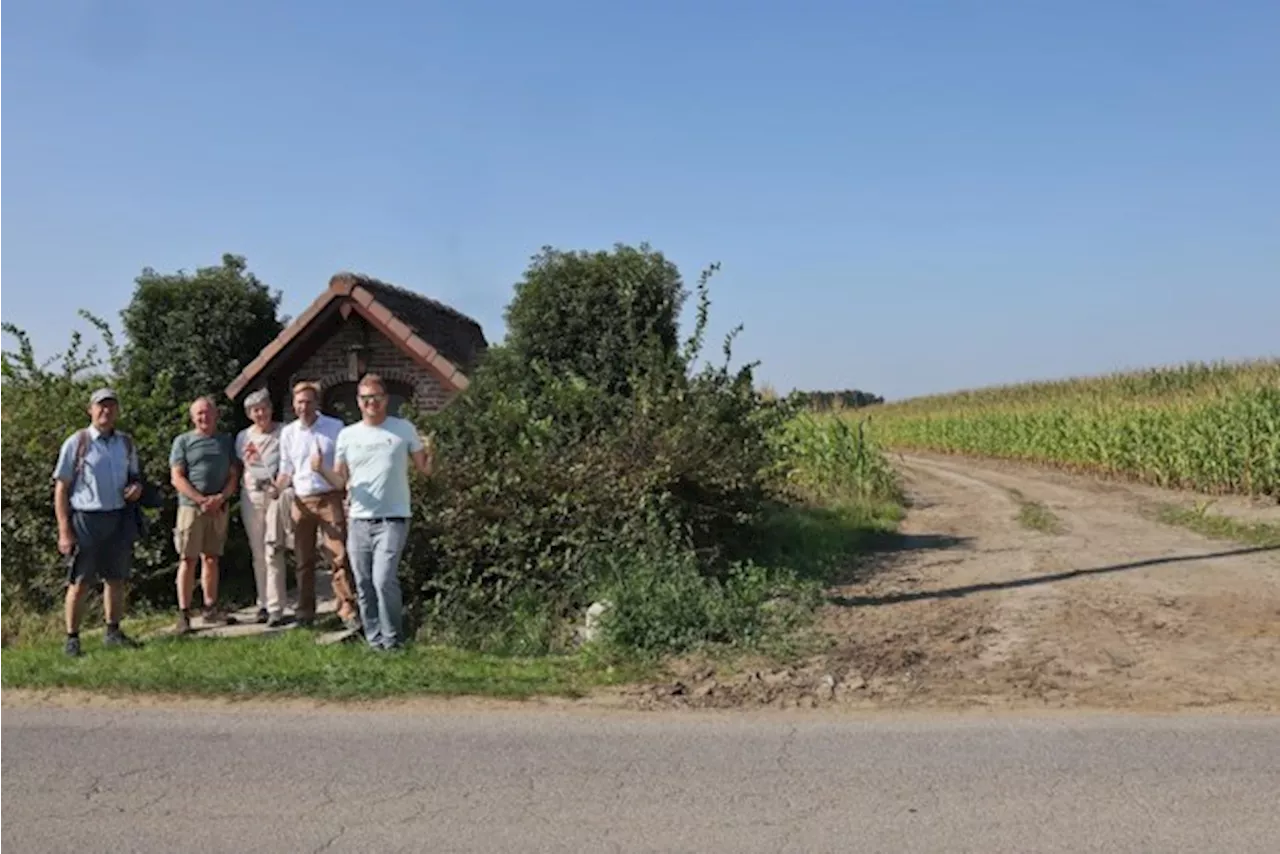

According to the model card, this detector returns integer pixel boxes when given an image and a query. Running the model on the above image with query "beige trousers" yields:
[241,488,287,617]
[291,492,359,622]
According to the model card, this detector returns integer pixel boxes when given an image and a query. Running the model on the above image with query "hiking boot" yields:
[202,607,238,626]
[65,635,82,657]
[104,627,140,649]
[255,608,269,624]
[175,611,192,635]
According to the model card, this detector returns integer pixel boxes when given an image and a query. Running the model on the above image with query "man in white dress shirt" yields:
[275,381,359,629]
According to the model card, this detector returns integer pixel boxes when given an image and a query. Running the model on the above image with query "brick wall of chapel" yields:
[287,317,455,416]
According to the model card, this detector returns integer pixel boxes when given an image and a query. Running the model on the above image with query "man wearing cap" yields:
[52,387,145,656]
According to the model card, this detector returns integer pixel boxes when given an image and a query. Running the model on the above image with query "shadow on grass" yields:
[823,531,974,587]
[863,531,972,554]
[749,499,970,587]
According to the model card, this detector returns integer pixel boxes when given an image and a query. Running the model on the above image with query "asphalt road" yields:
[3,704,1278,853]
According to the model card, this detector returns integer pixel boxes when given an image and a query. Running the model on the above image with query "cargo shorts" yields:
[67,509,133,585]
[174,504,230,558]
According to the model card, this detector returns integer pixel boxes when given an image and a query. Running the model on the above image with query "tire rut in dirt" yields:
[627,454,1280,712]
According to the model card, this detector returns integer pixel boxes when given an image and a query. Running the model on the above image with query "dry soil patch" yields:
[627,455,1280,713]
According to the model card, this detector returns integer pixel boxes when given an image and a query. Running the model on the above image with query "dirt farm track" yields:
[629,454,1280,712]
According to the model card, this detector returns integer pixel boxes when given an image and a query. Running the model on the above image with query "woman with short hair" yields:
[236,389,288,625]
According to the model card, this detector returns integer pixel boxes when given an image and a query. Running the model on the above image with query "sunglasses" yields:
[358,393,388,403]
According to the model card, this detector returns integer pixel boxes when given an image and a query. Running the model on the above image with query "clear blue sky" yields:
[4,0,1277,400]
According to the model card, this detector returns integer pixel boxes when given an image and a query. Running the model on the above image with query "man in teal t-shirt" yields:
[171,432,235,508]
[169,396,240,633]
[313,374,432,650]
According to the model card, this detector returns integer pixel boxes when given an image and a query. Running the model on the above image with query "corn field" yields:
[861,359,1280,497]
[772,413,901,504]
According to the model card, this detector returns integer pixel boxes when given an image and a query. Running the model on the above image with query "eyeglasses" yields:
[358,394,388,403]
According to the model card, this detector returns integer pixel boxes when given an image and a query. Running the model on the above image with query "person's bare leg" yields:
[177,558,197,610]
[65,582,88,633]
[174,557,197,633]
[201,555,220,608]
[101,578,139,646]
[63,579,90,655]
[104,579,124,625]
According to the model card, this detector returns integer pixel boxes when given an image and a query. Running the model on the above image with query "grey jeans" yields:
[347,518,408,649]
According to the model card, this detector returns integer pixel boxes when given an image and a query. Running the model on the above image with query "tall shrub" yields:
[398,245,787,649]
[1,316,119,614]
[120,253,284,424]
[2,255,286,616]
[114,254,286,603]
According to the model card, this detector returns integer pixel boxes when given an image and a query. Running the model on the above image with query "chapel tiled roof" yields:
[224,272,487,401]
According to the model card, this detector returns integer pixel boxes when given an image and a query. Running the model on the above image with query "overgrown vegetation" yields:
[2,316,117,620]
[770,414,900,507]
[1007,489,1065,535]
[2,255,283,625]
[1154,504,1280,549]
[398,244,899,656]
[866,359,1280,497]
[3,245,903,670]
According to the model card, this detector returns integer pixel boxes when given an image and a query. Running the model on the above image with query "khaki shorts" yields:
[174,504,230,558]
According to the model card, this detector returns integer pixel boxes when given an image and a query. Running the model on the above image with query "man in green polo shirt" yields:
[169,395,240,634]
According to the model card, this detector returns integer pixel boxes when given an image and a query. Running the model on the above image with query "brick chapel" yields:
[224,273,488,422]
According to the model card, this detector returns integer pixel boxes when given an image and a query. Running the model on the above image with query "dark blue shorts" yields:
[67,509,133,585]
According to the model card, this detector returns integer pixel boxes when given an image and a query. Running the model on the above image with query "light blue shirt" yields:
[52,427,139,512]
[334,417,424,520]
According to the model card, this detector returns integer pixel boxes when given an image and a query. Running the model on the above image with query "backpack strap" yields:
[72,429,91,483]
[120,432,138,479]
[70,429,139,483]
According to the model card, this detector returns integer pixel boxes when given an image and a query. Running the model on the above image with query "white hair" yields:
[243,388,272,412]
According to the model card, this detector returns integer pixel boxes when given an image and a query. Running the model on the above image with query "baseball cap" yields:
[89,387,119,406]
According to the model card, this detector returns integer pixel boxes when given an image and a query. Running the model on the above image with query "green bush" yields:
[397,245,796,651]
[2,255,285,629]
[788,389,885,411]
[120,254,284,425]
[591,543,821,657]
[1,318,119,616]
[0,320,204,618]
[113,255,284,604]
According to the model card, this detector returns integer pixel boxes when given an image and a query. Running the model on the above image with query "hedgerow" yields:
[3,245,901,656]
[397,245,805,652]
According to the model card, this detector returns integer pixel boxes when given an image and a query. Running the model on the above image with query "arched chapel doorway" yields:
[322,379,415,425]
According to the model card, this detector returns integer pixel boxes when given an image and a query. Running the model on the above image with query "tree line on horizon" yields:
[787,388,885,411]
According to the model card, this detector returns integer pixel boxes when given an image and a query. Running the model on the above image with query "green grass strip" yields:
[1,628,648,701]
